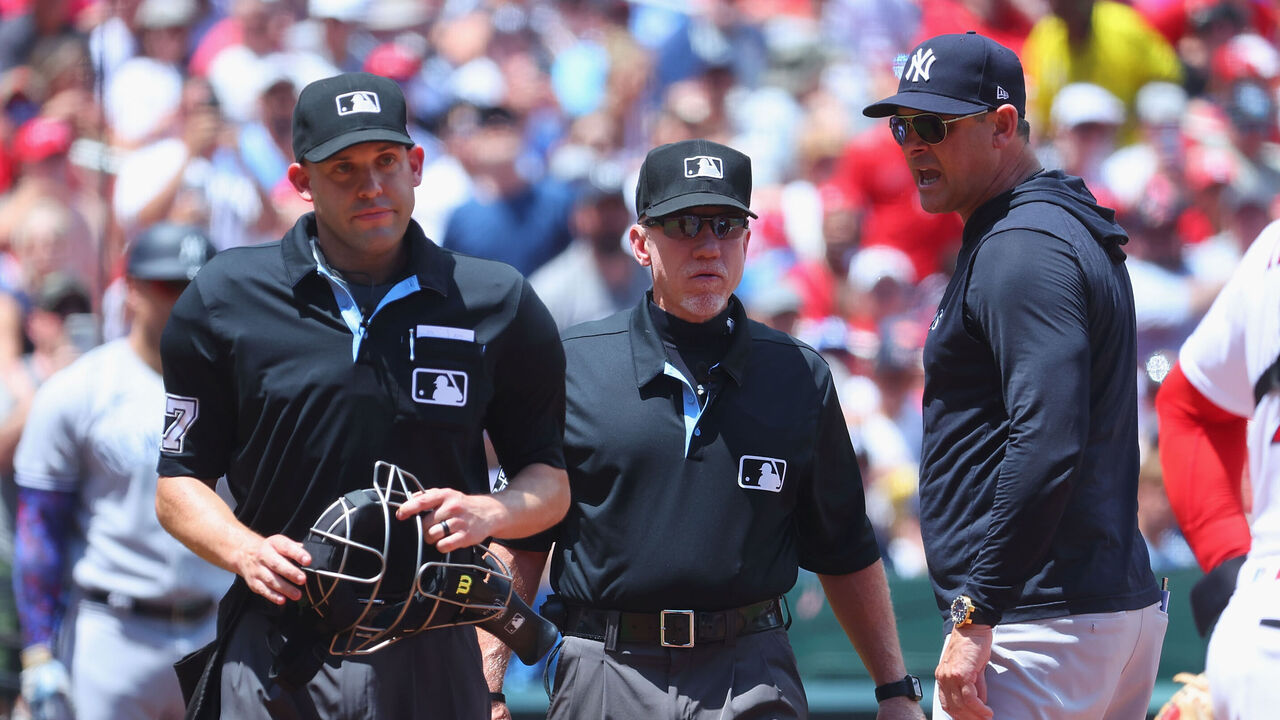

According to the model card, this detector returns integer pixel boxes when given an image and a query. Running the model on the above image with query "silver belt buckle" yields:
[660,609,695,648]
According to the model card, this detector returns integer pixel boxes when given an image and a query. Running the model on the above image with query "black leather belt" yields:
[83,589,216,623]
[563,598,786,649]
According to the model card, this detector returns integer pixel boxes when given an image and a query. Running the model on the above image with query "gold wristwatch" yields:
[950,595,984,628]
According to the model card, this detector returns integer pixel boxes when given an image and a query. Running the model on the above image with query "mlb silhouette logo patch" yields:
[504,613,525,635]
[336,91,381,116]
[739,455,786,493]
[412,368,468,406]
[684,156,723,179]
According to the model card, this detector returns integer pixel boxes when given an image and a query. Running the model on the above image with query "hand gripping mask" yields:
[300,461,558,663]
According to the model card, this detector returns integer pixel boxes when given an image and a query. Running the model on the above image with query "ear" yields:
[287,162,313,202]
[628,223,651,267]
[122,277,142,315]
[991,105,1021,149]
[408,145,425,187]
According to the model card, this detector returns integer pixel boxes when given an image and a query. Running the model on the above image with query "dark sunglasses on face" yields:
[889,109,990,146]
[642,214,749,240]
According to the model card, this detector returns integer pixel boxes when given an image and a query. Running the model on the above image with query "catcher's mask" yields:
[299,461,555,662]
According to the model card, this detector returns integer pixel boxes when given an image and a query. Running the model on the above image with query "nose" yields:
[900,127,929,156]
[690,231,722,258]
[355,167,383,198]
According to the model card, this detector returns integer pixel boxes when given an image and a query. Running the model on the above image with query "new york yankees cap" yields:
[292,71,413,162]
[635,139,757,219]
[863,31,1025,118]
[127,223,217,281]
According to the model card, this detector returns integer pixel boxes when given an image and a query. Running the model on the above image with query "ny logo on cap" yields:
[335,91,381,116]
[905,47,937,83]
[178,234,207,278]
[684,156,724,179]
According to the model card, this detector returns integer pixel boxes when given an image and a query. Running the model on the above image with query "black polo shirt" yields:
[157,213,565,541]
[509,296,880,612]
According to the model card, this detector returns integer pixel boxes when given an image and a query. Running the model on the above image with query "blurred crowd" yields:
[0,0,1271,660]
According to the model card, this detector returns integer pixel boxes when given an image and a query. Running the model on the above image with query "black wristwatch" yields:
[875,674,923,702]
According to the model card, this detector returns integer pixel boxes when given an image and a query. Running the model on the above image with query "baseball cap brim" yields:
[643,191,758,219]
[128,258,201,281]
[862,90,991,118]
[302,128,414,162]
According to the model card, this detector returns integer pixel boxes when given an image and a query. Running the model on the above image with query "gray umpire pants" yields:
[547,628,808,719]
[220,608,488,720]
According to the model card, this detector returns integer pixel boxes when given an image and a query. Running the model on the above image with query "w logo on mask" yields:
[905,47,937,83]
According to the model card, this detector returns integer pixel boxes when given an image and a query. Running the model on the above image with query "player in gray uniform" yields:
[12,224,231,720]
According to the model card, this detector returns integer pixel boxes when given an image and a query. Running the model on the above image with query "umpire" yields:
[154,72,569,719]
[481,139,925,720]
[863,33,1165,720]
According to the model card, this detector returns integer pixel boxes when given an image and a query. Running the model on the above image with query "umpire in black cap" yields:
[154,71,568,720]
[480,139,925,720]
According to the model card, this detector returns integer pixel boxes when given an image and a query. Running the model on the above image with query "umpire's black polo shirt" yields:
[508,296,880,612]
[157,213,565,541]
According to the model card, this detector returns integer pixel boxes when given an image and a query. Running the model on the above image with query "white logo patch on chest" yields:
[738,455,787,493]
[412,368,468,406]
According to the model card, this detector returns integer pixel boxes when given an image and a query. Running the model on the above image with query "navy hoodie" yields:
[919,170,1160,624]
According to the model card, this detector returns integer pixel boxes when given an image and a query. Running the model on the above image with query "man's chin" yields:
[679,294,731,323]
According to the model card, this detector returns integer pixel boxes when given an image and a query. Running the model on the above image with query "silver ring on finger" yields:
[438,520,450,537]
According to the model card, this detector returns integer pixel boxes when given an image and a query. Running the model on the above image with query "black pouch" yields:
[540,595,567,631]
[176,581,250,720]
[175,640,217,707]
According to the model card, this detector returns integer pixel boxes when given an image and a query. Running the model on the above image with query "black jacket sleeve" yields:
[962,228,1090,618]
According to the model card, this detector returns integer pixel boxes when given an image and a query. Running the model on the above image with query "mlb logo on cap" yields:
[292,71,413,162]
[684,156,724,179]
[635,139,757,219]
[336,91,381,116]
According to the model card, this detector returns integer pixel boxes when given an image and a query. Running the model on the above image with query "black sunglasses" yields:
[642,214,749,240]
[889,109,989,145]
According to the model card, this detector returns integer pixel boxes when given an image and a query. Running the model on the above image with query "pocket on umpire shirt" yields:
[396,337,487,430]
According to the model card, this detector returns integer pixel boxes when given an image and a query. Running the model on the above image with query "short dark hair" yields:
[1017,118,1031,141]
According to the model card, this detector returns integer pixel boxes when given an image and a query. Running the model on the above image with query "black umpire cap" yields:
[863,31,1026,118]
[635,139,757,219]
[126,223,217,281]
[292,71,414,162]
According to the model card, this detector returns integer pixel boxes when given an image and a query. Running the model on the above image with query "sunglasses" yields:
[889,109,990,146]
[642,214,749,240]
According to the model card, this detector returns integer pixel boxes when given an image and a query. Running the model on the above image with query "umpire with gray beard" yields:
[479,139,924,720]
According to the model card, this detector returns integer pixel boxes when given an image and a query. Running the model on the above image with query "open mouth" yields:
[917,169,941,187]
